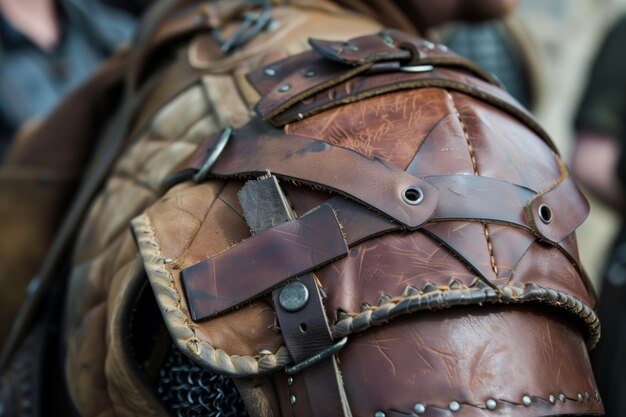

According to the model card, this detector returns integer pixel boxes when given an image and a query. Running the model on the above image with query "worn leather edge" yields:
[131,212,292,376]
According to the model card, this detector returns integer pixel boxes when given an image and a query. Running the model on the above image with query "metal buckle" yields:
[212,1,273,54]
[285,337,348,375]
[192,126,233,183]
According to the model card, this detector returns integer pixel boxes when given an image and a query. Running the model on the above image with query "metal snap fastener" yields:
[538,204,552,224]
[413,403,426,414]
[401,186,424,205]
[279,281,309,312]
[449,401,460,412]
[486,399,497,410]
[278,83,291,93]
[522,395,532,407]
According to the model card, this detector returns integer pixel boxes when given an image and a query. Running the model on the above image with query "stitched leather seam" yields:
[446,91,498,276]
[332,282,600,349]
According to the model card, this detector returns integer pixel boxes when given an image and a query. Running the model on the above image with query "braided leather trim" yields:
[333,280,600,349]
[132,212,291,376]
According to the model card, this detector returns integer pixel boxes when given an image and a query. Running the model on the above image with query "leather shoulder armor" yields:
[133,28,602,417]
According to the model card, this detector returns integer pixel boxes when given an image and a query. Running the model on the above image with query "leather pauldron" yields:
[133,29,602,417]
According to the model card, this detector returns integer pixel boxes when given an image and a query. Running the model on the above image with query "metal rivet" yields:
[522,395,532,407]
[486,399,497,410]
[596,392,601,402]
[164,258,174,264]
[585,392,590,401]
[279,281,309,312]
[401,186,424,205]
[578,393,584,401]
[297,113,304,120]
[449,401,460,412]
[287,376,294,386]
[413,403,426,414]
[559,394,566,403]
[289,394,297,406]
[374,412,386,417]
[548,395,556,404]
[437,44,449,52]
[345,43,359,52]
[264,68,276,76]
[258,348,272,355]
[278,84,291,93]
[305,70,316,78]
[422,40,435,49]
[538,204,552,224]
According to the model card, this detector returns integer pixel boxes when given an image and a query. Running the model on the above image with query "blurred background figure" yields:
[0,0,135,160]
[571,14,626,417]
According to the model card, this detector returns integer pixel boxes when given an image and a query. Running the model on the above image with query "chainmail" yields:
[157,344,249,417]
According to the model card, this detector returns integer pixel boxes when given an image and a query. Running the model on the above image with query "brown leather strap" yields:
[238,175,352,417]
[182,128,440,229]
[273,274,352,417]
[182,203,349,321]
[525,174,590,245]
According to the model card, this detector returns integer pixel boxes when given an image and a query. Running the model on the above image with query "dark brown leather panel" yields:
[336,305,602,417]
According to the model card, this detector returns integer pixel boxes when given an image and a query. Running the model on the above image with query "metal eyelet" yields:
[538,204,553,224]
[402,186,424,205]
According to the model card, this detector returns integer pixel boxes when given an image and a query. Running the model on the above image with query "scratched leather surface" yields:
[133,33,602,417]
[61,3,382,417]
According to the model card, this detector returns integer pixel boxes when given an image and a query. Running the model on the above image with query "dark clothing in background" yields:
[574,15,626,417]
[0,0,135,160]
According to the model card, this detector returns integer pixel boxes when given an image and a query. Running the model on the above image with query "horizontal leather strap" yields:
[182,203,349,321]
[182,174,588,321]
[308,29,498,84]
[178,129,440,229]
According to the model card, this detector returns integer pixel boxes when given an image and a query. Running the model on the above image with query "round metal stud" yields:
[258,348,272,355]
[401,186,424,205]
[278,84,291,93]
[345,43,359,52]
[449,401,460,412]
[585,392,591,401]
[264,68,276,76]
[287,376,294,386]
[279,281,310,312]
[305,70,316,78]
[437,44,449,52]
[486,399,497,410]
[374,412,386,417]
[548,395,556,404]
[596,392,601,402]
[164,258,174,264]
[422,40,435,49]
[413,403,426,414]
[289,394,297,406]
[577,393,584,401]
[538,204,553,224]
[522,396,532,407]
[559,394,566,403]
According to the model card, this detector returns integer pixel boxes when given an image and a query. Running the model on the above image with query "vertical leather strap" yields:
[238,175,352,417]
